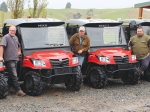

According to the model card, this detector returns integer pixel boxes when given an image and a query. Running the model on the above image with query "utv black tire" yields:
[65,67,83,91]
[0,74,8,99]
[122,68,140,85]
[24,71,42,96]
[88,67,107,89]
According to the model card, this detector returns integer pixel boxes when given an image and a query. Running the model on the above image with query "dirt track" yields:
[1,79,150,112]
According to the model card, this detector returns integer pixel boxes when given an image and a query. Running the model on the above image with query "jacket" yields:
[129,34,150,59]
[69,33,90,56]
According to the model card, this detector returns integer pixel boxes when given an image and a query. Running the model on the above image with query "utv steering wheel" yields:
[107,42,116,45]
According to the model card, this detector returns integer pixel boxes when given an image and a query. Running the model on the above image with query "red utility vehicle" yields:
[123,19,150,81]
[66,19,140,88]
[2,18,83,96]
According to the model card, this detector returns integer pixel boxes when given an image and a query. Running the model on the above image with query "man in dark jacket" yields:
[69,26,90,66]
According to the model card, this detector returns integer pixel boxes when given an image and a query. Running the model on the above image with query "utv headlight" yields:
[32,59,46,66]
[99,56,110,62]
[0,62,3,68]
[132,55,136,61]
[72,57,78,64]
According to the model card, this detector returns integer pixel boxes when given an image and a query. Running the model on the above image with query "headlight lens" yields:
[99,56,110,62]
[132,55,136,60]
[32,59,46,66]
[72,57,78,64]
[0,62,3,68]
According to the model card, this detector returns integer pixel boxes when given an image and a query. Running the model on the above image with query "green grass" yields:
[0,7,150,26]
[46,8,150,20]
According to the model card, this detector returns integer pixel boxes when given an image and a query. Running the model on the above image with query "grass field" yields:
[0,7,150,27]
[45,8,150,20]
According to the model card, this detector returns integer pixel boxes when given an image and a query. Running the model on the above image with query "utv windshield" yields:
[20,25,69,49]
[86,26,126,46]
[141,26,150,34]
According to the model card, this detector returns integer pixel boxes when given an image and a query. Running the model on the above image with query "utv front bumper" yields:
[105,62,139,73]
[39,65,80,78]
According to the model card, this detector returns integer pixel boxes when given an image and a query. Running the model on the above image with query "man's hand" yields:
[0,57,4,62]
[128,47,131,50]
[78,50,83,54]
[18,51,22,57]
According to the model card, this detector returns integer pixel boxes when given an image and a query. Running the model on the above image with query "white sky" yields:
[1,0,150,9]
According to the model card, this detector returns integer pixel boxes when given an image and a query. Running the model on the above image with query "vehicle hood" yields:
[28,50,73,59]
[92,47,131,56]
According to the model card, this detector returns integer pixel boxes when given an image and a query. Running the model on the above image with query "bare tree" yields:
[0,10,5,37]
[0,10,5,27]
[41,9,47,18]
[28,0,48,18]
[7,0,25,19]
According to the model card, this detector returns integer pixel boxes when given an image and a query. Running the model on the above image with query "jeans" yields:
[5,60,21,91]
[78,55,84,67]
[140,54,150,71]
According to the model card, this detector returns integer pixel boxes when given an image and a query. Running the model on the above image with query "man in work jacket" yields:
[128,27,150,74]
[69,26,90,67]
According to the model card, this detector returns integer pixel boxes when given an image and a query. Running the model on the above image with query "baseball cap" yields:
[79,26,85,31]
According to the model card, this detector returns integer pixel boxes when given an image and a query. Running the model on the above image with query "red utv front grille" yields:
[54,67,72,74]
[50,58,69,68]
[113,56,129,64]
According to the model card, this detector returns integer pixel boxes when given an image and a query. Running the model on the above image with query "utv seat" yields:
[71,28,78,35]
[129,22,137,37]
[3,26,10,36]
[130,30,137,37]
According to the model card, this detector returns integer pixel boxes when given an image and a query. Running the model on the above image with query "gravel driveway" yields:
[1,79,150,112]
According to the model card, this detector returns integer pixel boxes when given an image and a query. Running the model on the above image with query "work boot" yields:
[139,68,144,75]
[9,87,16,94]
[137,80,140,84]
[16,90,26,96]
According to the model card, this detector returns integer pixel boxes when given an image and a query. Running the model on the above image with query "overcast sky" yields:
[2,0,150,9]
[46,0,150,9]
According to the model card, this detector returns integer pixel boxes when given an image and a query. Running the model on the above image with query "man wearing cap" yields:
[69,26,90,67]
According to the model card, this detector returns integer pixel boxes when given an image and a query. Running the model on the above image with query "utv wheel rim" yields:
[128,71,133,80]
[90,71,99,84]
[67,76,75,86]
